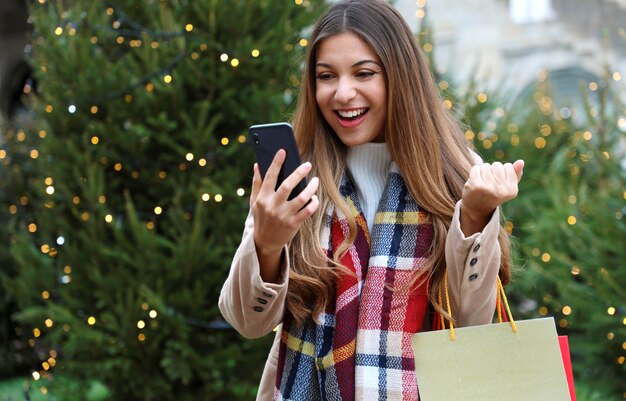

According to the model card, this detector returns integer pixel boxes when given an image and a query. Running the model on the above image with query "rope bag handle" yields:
[437,271,517,341]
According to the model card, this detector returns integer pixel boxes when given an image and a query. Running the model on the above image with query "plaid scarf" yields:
[274,164,433,401]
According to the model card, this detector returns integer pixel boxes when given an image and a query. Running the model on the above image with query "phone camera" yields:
[253,133,260,145]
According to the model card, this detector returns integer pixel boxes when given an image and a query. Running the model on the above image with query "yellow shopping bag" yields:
[412,276,571,401]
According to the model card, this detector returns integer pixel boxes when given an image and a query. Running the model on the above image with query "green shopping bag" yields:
[412,276,571,401]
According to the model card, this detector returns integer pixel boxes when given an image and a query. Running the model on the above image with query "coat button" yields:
[262,291,273,298]
[469,257,478,267]
[253,306,264,312]
[473,244,481,252]
[469,273,479,282]
[257,298,268,305]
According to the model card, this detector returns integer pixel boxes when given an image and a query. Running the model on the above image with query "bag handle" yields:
[438,271,517,341]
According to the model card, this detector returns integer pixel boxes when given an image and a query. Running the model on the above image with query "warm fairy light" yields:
[438,81,449,90]
[571,266,580,275]
[0,150,6,159]
[221,137,229,145]
[45,105,53,113]
[164,74,172,83]
[416,9,425,18]
[33,328,41,337]
[442,99,452,109]
[17,130,26,141]
[29,149,39,159]
[138,333,146,341]
[214,194,223,202]
[105,214,113,223]
[295,0,303,4]
[588,82,598,91]
[185,153,194,161]
[90,106,98,114]
[45,319,53,328]
[141,303,149,311]
[91,136,99,144]
[149,310,157,318]
[613,72,622,81]
[191,52,199,60]
[238,135,246,143]
[220,53,229,62]
[158,171,167,179]
[146,221,155,230]
[540,125,551,136]
[32,372,40,380]
[9,205,17,214]
[567,216,577,225]
[534,137,546,148]
[54,27,63,35]
[608,332,615,340]
[116,36,124,44]
[198,158,207,166]
[151,41,159,49]
[87,316,96,325]
[568,195,577,204]
[73,196,80,204]
[41,291,49,299]
[98,195,106,203]
[230,58,239,67]
[477,93,488,103]
[251,49,260,57]
[559,319,568,328]
[154,206,162,215]
[299,38,308,47]
[106,7,114,15]
[28,223,37,233]
[538,306,548,316]
[237,188,245,196]
[46,186,55,195]
[423,43,433,53]
[562,306,572,315]
[137,320,146,329]
[202,193,210,202]
[583,131,592,140]
[114,163,122,171]
[124,94,133,102]
[146,83,154,92]
[185,24,193,32]
[608,307,616,315]
[90,36,98,44]
[39,130,47,138]
[541,253,551,262]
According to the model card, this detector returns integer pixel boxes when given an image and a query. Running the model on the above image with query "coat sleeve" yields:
[445,200,501,327]
[218,210,289,339]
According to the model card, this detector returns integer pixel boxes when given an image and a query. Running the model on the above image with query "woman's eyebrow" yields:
[315,60,381,68]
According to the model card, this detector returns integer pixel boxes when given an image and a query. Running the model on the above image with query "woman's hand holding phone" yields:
[250,149,320,283]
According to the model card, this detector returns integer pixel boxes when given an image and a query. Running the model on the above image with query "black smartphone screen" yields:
[249,122,308,201]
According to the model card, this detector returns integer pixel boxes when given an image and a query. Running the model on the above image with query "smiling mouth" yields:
[335,108,368,121]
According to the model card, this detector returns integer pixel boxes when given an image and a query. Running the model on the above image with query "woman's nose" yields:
[334,78,357,103]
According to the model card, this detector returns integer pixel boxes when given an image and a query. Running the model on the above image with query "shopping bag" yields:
[412,275,571,401]
[559,336,577,401]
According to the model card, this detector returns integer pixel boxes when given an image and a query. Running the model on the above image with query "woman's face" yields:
[315,32,387,146]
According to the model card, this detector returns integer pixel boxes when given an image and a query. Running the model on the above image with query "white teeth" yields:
[337,108,366,118]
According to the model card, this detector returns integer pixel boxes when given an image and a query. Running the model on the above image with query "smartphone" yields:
[249,122,308,201]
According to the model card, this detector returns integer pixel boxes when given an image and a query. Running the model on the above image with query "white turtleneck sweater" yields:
[346,142,393,233]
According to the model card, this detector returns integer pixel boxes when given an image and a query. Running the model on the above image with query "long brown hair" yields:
[288,0,511,325]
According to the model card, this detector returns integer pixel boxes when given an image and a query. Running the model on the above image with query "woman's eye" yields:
[357,71,375,78]
[316,72,333,80]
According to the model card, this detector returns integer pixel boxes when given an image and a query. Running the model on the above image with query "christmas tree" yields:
[456,69,626,399]
[1,0,326,400]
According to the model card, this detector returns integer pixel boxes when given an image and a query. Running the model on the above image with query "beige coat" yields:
[219,201,501,401]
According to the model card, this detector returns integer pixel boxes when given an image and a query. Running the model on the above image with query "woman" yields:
[219,1,524,400]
